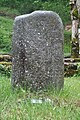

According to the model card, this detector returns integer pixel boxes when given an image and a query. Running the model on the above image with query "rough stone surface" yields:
[12,11,64,90]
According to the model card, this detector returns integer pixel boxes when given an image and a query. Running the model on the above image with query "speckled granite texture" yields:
[12,11,64,90]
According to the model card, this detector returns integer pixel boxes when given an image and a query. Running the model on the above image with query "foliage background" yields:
[0,0,70,25]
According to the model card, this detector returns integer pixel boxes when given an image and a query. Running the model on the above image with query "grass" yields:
[0,7,20,54]
[0,75,80,120]
[0,16,13,54]
[64,30,71,57]
[0,6,80,120]
[0,7,20,16]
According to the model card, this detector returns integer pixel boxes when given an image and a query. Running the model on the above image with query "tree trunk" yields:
[76,0,80,55]
[71,19,79,58]
[70,0,79,58]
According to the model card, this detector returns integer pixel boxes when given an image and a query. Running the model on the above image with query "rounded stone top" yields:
[14,11,63,28]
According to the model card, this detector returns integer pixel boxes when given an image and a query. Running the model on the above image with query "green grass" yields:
[0,7,20,16]
[0,75,80,120]
[0,16,13,54]
[64,30,71,57]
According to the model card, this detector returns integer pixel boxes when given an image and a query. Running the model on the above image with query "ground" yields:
[0,75,80,120]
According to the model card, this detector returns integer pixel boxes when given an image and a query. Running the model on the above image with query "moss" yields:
[72,8,78,18]
[71,38,79,58]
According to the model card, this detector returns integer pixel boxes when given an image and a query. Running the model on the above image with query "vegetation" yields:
[64,30,71,56]
[0,75,80,119]
[0,15,71,55]
[0,0,70,25]
[0,17,13,54]
[0,7,20,17]
[0,1,80,120]
[0,63,11,77]
[0,0,71,55]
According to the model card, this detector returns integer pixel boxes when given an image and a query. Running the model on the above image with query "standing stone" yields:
[12,11,64,90]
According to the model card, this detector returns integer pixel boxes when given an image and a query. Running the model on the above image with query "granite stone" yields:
[12,11,64,90]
